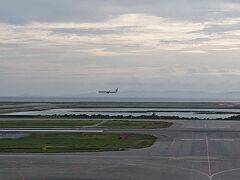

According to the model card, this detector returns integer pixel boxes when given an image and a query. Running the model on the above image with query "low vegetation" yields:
[220,115,240,120]
[100,120,172,129]
[0,133,156,153]
[0,119,172,129]
[1,113,203,120]
[0,120,100,128]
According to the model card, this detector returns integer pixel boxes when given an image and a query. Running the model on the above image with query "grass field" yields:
[0,119,172,129]
[0,119,101,128]
[100,120,172,129]
[0,133,156,153]
[0,119,172,128]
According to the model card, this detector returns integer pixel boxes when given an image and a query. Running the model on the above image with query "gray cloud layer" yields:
[0,0,240,96]
[1,0,240,23]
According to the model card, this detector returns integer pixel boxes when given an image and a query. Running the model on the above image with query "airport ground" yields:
[1,119,240,179]
[1,101,240,114]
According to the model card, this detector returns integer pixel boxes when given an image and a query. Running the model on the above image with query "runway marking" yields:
[127,163,137,166]
[168,138,176,156]
[210,138,234,142]
[204,120,207,128]
[0,129,104,133]
[211,167,240,179]
[205,136,212,179]
[156,163,209,178]
[95,164,121,170]
[180,138,204,141]
[169,156,210,160]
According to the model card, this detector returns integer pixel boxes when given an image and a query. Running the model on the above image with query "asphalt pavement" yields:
[1,120,240,180]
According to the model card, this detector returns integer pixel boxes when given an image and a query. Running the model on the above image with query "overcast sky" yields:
[0,0,240,96]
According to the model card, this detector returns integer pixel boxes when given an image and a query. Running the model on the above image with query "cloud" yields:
[220,2,240,12]
[0,1,240,96]
[1,0,239,24]
[0,13,240,58]
[180,50,206,54]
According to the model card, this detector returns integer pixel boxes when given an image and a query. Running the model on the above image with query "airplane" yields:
[98,88,118,94]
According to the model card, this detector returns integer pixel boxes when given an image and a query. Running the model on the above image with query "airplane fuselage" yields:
[98,88,118,94]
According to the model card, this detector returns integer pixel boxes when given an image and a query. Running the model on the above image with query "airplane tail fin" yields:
[115,88,118,92]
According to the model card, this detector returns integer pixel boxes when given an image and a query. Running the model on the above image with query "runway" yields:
[1,120,240,180]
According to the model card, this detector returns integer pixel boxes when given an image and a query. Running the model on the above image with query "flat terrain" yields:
[1,101,240,179]
[100,120,172,128]
[1,120,240,179]
[0,119,100,128]
[1,101,240,114]
[0,119,172,128]
[0,133,155,153]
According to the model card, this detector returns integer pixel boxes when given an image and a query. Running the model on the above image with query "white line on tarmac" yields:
[205,136,212,179]
[211,167,240,179]
[180,138,204,141]
[0,129,103,133]
[168,138,176,156]
[210,138,234,142]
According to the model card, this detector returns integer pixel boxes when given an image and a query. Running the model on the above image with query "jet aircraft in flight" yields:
[98,88,118,94]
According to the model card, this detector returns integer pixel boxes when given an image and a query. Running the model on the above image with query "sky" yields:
[0,0,240,97]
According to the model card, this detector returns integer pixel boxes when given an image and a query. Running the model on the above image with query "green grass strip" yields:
[0,120,100,128]
[0,133,156,153]
[101,120,172,129]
